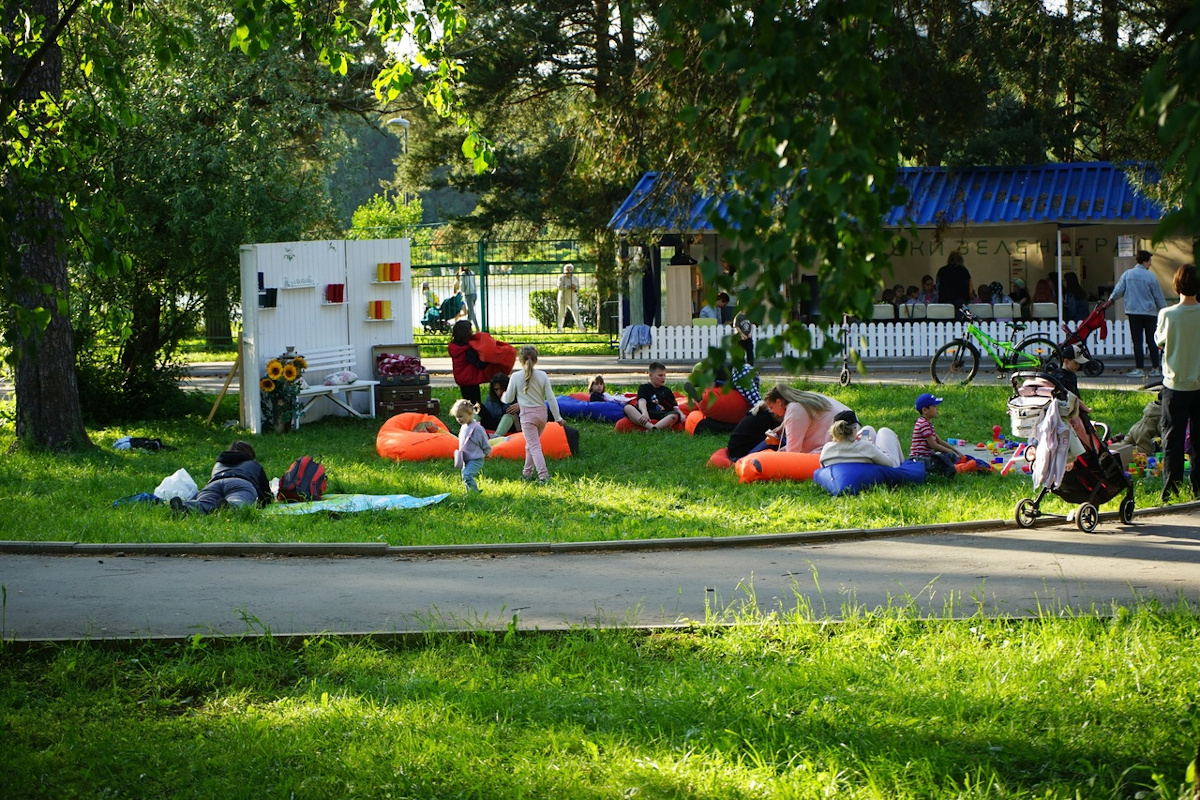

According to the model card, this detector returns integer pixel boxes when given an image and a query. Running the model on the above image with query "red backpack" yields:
[278,456,326,502]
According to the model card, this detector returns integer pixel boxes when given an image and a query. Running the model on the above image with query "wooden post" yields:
[206,342,242,426]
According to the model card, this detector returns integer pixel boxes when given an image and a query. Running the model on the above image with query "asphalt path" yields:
[3,505,1198,643]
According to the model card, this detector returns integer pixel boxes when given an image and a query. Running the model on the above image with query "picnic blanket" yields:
[262,492,450,516]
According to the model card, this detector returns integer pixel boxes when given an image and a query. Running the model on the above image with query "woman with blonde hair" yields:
[763,383,851,453]
[501,345,563,483]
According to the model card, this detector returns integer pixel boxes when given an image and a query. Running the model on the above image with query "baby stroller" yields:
[1056,299,1111,377]
[421,293,464,335]
[1007,371,1134,532]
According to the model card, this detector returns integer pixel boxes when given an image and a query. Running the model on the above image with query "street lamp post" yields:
[386,117,409,154]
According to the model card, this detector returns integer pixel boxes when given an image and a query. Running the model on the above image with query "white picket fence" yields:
[618,319,1136,365]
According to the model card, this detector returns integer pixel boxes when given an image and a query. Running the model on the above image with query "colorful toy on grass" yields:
[1130,451,1148,479]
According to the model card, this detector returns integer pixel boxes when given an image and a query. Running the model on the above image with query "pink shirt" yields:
[779,396,851,453]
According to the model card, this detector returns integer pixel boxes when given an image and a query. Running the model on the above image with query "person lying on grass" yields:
[171,440,273,516]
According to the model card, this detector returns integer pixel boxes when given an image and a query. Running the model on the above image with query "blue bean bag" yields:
[813,459,927,496]
[555,395,627,423]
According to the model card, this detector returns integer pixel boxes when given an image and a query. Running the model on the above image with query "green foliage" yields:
[73,358,196,426]
[1139,4,1200,241]
[346,194,433,249]
[1,605,1198,797]
[678,0,907,375]
[527,288,598,329]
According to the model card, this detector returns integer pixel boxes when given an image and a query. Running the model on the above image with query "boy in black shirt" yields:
[623,362,684,431]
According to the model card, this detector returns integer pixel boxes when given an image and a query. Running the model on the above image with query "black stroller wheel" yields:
[1076,503,1099,533]
[1014,498,1038,528]
[1119,496,1135,524]
[839,368,851,387]
[1083,359,1104,377]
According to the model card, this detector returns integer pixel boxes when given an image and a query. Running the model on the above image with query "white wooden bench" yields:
[295,345,379,427]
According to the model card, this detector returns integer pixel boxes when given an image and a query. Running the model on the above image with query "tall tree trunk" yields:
[9,0,90,450]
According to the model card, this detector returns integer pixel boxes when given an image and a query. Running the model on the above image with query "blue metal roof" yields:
[607,163,1165,233]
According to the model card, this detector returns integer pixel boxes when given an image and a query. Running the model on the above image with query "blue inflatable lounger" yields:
[813,460,926,497]
[555,395,628,423]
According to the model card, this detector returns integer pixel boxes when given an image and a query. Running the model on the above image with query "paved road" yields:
[3,505,1197,643]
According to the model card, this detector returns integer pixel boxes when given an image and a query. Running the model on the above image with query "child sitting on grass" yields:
[911,393,982,474]
[450,399,492,493]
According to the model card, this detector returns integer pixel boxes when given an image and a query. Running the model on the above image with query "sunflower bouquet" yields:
[260,348,308,433]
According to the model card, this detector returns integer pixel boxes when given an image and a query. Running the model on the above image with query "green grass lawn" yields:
[0,379,1164,546]
[1,602,1196,798]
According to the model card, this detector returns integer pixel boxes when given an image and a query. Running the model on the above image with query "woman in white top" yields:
[819,410,903,468]
[501,345,563,483]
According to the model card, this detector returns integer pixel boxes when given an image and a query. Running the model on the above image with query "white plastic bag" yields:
[155,468,198,502]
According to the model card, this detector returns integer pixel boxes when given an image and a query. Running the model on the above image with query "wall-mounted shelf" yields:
[365,317,394,323]
[321,301,346,307]
[370,280,404,285]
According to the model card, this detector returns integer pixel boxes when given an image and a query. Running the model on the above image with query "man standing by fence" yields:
[557,263,584,332]
[1110,249,1167,378]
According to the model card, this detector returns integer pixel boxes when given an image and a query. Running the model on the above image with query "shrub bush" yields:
[529,289,598,329]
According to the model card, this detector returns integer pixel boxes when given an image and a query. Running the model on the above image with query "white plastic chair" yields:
[925,303,955,320]
[872,304,896,321]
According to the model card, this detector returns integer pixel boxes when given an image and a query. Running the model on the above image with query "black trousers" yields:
[1127,314,1160,369]
[1160,386,1200,500]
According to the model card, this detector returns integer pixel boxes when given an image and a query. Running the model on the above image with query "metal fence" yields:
[410,239,601,339]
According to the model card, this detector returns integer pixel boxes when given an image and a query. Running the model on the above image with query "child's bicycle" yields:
[930,307,1058,385]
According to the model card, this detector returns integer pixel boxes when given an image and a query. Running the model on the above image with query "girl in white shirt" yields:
[501,346,563,483]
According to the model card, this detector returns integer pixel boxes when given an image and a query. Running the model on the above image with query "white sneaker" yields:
[1127,368,1145,378]
[1149,368,1162,378]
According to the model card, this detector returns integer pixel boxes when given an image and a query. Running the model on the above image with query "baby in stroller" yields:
[1008,369,1134,531]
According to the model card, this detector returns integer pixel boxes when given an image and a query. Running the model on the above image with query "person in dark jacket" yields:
[171,440,273,515]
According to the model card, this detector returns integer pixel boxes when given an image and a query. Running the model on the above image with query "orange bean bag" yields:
[707,447,733,469]
[698,387,750,423]
[376,414,457,461]
[734,450,822,483]
[489,422,579,459]
[685,409,705,435]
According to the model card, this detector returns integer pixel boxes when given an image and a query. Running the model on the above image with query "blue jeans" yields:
[462,457,485,491]
[185,477,258,514]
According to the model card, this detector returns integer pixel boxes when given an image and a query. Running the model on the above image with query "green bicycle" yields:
[930,307,1059,385]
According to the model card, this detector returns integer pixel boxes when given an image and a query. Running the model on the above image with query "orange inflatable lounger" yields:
[734,450,822,483]
[707,447,734,469]
[489,422,579,459]
[697,387,750,424]
[376,413,457,461]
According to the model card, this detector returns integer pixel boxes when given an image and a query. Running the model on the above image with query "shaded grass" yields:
[0,379,1161,546]
[1,602,1196,798]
